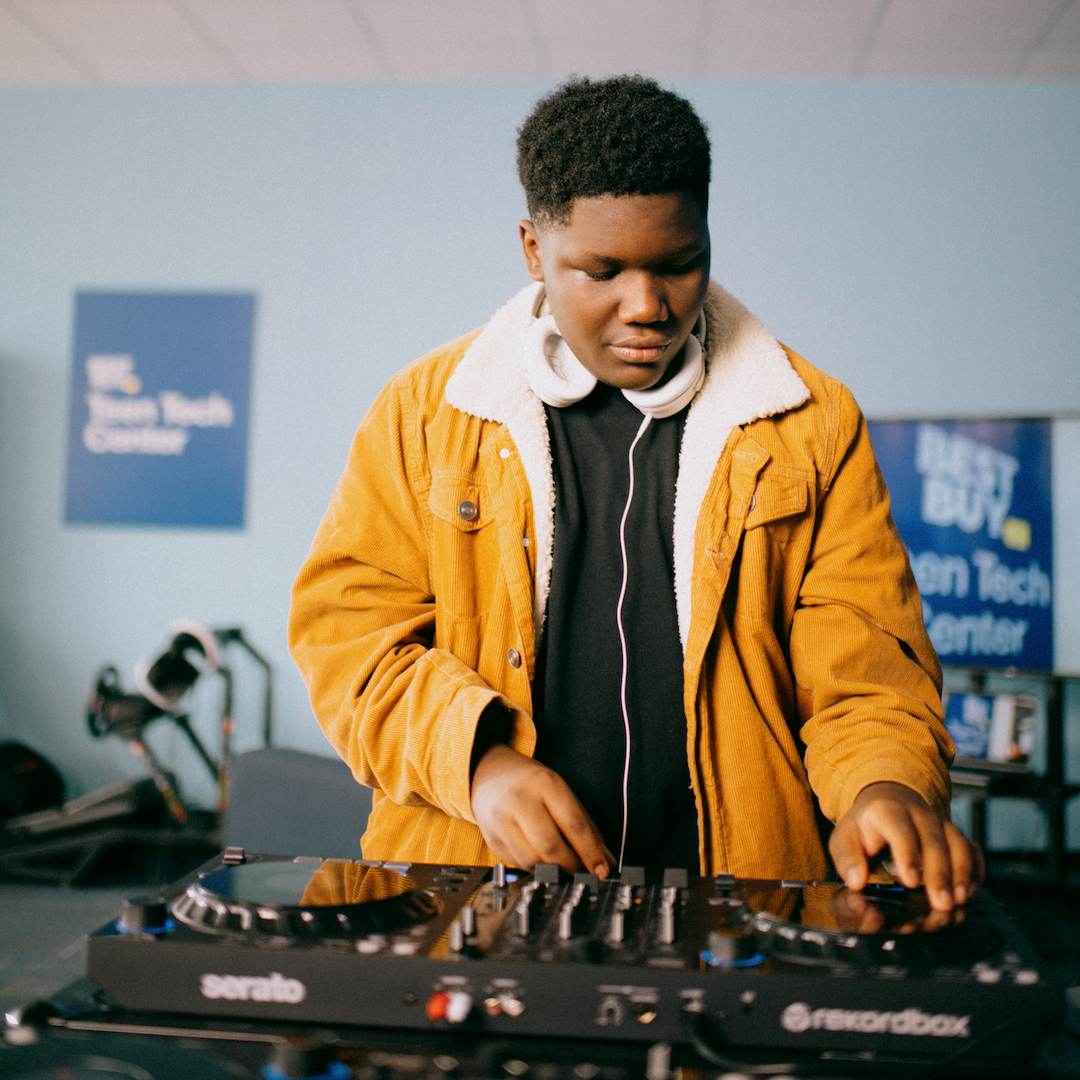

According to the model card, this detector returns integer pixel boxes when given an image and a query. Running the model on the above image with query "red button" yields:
[426,991,450,1021]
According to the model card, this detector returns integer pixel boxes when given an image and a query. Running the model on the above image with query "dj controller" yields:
[62,848,1061,1066]
[5,848,1075,1080]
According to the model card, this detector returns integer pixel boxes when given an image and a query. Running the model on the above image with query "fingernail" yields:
[594,863,608,879]
[935,889,952,909]
[954,885,967,905]
[844,869,859,889]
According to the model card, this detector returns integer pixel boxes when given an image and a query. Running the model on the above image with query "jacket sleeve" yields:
[790,383,954,823]
[288,376,525,827]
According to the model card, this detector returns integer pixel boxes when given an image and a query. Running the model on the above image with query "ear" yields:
[519,220,544,282]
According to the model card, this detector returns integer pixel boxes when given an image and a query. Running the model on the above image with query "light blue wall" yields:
[1,82,1078,844]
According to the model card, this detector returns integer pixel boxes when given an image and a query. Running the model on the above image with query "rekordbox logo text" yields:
[781,1002,971,1038]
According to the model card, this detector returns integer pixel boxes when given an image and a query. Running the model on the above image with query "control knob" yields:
[426,989,474,1024]
[263,1037,350,1079]
[118,896,170,934]
[607,909,625,944]
[706,928,759,966]
[460,905,476,937]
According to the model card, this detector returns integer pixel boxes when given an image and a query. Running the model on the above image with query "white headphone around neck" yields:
[524,311,706,419]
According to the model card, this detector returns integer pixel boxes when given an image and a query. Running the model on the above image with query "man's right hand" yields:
[470,743,615,878]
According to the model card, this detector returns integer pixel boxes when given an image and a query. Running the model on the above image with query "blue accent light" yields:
[701,949,765,968]
[262,1062,351,1080]
[115,919,175,935]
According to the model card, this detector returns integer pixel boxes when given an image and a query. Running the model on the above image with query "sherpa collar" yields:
[444,280,811,649]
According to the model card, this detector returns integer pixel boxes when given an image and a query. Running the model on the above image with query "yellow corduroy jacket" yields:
[289,280,953,879]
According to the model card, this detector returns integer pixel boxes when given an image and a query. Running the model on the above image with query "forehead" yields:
[540,191,708,261]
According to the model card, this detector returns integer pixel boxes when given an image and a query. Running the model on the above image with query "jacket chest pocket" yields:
[733,472,813,626]
[428,474,501,619]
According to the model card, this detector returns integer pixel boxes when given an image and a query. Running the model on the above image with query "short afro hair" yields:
[517,75,710,226]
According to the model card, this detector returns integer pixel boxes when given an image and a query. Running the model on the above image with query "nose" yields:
[618,271,668,325]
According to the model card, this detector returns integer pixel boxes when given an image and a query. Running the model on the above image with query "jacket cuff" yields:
[434,682,535,827]
[831,761,952,823]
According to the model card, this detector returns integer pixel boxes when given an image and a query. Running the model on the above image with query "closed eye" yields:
[662,252,708,275]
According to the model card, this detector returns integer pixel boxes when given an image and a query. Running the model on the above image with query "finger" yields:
[548,804,610,878]
[484,798,580,874]
[483,815,543,873]
[918,908,954,933]
[943,823,974,905]
[544,784,613,879]
[913,814,954,912]
[876,813,925,892]
[516,811,585,874]
[837,892,884,935]
[471,750,592,874]
[829,887,866,931]
[828,819,872,892]
[969,839,985,895]
[473,783,544,871]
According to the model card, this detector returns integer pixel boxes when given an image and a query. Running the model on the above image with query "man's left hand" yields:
[829,781,985,912]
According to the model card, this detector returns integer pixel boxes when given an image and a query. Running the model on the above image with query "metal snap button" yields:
[748,495,756,511]
[457,500,478,522]
[499,447,511,459]
[508,648,521,669]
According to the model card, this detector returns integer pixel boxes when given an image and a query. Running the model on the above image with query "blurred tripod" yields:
[87,625,272,825]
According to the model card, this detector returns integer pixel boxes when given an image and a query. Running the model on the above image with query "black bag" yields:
[0,743,64,820]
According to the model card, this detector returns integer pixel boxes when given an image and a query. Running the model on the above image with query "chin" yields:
[598,372,656,391]
[614,367,664,391]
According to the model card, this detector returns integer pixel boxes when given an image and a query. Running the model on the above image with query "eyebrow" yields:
[577,242,707,267]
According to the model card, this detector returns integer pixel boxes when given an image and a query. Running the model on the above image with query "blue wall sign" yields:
[868,419,1053,671]
[65,292,254,528]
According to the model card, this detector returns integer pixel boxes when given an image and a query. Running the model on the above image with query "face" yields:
[519,191,710,391]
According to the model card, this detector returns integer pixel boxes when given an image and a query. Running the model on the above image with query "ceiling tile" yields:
[10,0,237,83]
[356,0,538,80]
[864,0,1063,77]
[180,0,384,81]
[1048,0,1080,47]
[1022,0,1080,76]
[529,0,704,80]
[0,3,93,84]
[703,0,882,78]
[0,0,1078,86]
[1023,47,1080,75]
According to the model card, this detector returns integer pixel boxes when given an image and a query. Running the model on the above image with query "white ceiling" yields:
[1,0,1078,86]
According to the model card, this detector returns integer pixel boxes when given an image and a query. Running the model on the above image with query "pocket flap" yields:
[429,475,491,531]
[745,475,809,529]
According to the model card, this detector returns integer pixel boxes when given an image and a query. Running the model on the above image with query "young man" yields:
[289,77,982,912]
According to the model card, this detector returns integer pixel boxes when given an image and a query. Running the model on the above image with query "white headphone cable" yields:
[615,412,652,873]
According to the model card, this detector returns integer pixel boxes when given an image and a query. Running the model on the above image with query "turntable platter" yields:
[734,882,1002,968]
[195,859,417,906]
[171,857,441,941]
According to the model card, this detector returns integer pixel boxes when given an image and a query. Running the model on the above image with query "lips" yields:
[609,338,672,362]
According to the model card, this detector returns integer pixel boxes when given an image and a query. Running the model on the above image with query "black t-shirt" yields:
[533,383,699,872]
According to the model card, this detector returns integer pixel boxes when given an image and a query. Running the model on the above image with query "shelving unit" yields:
[946,666,1079,884]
